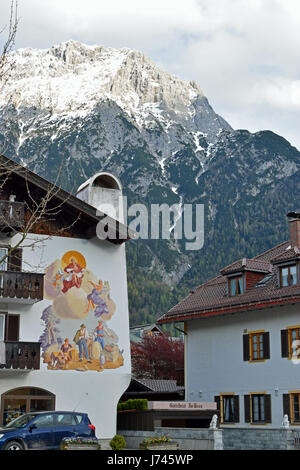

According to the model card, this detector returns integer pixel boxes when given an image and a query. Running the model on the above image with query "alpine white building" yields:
[0,155,134,447]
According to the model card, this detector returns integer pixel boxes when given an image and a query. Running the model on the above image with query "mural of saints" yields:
[61,256,84,293]
[39,251,123,372]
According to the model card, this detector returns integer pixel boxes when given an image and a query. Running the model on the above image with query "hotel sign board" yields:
[148,401,217,411]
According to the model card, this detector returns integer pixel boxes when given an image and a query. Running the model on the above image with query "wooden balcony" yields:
[0,271,44,303]
[0,341,40,371]
[0,200,25,231]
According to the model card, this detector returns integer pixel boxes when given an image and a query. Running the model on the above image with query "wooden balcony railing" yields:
[0,341,41,370]
[0,271,44,303]
[0,201,25,230]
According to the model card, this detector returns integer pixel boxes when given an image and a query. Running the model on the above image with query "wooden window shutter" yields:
[244,395,251,423]
[283,394,291,421]
[243,334,250,361]
[281,329,289,358]
[7,248,22,272]
[5,314,20,341]
[214,395,221,411]
[233,395,240,423]
[264,394,272,423]
[263,332,270,359]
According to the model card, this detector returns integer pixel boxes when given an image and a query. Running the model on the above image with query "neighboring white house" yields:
[0,155,134,446]
[129,323,165,344]
[158,214,300,433]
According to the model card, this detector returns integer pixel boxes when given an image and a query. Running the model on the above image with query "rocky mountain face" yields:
[0,40,300,326]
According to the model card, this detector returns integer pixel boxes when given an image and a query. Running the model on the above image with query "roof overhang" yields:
[0,154,136,244]
[157,295,300,324]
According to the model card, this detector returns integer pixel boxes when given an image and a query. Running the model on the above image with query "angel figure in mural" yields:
[52,269,64,292]
[50,254,85,295]
[62,256,85,294]
[84,280,109,317]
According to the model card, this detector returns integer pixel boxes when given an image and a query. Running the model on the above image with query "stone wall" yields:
[222,427,296,450]
[120,426,300,450]
[120,427,223,450]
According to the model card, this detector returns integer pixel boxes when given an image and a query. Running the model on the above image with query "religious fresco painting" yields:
[39,250,124,372]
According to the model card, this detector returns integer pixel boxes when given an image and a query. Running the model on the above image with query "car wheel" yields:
[3,440,24,450]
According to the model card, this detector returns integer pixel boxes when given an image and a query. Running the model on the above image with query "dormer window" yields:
[229,275,244,296]
[279,264,297,287]
[221,258,272,296]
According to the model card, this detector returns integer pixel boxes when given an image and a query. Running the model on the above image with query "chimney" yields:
[287,212,300,248]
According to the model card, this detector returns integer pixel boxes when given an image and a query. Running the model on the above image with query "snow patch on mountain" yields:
[1,40,232,143]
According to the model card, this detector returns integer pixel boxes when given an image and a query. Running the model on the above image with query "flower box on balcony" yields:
[60,437,101,450]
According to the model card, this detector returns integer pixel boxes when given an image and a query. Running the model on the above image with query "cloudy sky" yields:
[1,0,300,149]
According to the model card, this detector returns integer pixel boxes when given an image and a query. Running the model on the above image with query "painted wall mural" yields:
[39,250,124,372]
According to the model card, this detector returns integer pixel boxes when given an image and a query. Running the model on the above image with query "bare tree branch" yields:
[0,0,18,89]
[0,5,88,274]
[0,156,82,271]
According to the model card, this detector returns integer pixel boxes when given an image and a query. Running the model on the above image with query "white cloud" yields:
[253,79,300,110]
[1,0,300,148]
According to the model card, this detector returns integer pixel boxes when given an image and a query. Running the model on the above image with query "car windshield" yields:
[5,413,38,428]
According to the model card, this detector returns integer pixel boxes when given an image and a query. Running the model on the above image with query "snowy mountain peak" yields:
[1,40,230,139]
[0,43,299,322]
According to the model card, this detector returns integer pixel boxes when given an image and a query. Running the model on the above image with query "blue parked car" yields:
[0,411,96,450]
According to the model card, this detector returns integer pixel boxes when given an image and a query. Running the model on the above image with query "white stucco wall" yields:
[0,233,131,439]
[90,188,124,223]
[185,304,300,428]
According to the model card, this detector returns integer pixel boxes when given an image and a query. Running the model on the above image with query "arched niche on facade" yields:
[1,386,55,425]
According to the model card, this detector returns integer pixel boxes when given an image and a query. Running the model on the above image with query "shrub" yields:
[110,434,126,450]
[117,398,148,411]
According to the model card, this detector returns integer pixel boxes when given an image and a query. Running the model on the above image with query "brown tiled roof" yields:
[157,241,300,324]
[220,258,272,275]
[271,246,300,264]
